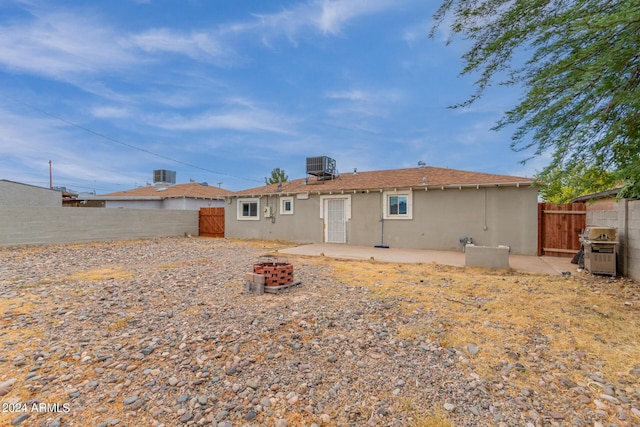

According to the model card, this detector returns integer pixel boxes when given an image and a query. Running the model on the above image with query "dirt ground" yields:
[1,237,639,427]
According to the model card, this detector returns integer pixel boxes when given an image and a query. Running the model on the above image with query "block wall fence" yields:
[586,199,640,281]
[0,207,198,247]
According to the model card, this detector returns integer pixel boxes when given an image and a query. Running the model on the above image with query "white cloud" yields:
[149,109,297,135]
[0,11,138,80]
[314,0,393,35]
[402,20,430,45]
[90,105,132,119]
[128,28,232,63]
[325,90,372,102]
[242,0,403,43]
[324,87,402,120]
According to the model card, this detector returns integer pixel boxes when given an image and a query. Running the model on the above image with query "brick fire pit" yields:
[245,261,300,294]
[253,262,293,286]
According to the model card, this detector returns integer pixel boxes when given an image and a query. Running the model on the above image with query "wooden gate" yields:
[538,202,586,257]
[199,207,225,237]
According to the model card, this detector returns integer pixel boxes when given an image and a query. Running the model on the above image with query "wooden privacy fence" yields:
[199,207,225,237]
[538,202,586,257]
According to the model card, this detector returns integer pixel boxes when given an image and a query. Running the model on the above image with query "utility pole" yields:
[49,160,52,189]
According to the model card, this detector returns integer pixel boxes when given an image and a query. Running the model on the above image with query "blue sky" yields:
[0,0,545,194]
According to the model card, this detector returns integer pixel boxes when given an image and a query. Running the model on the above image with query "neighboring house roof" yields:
[231,166,535,196]
[570,188,620,203]
[100,183,233,200]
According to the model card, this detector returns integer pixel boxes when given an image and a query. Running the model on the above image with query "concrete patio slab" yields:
[278,243,576,276]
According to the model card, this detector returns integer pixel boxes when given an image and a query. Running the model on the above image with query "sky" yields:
[0,0,546,194]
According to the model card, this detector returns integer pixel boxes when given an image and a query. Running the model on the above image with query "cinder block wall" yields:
[0,207,198,246]
[628,200,640,281]
[0,181,61,207]
[586,199,640,281]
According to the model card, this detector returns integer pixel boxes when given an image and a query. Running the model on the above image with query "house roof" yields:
[570,188,620,203]
[231,166,535,196]
[100,183,233,199]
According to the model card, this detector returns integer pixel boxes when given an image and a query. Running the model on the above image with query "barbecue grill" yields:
[580,227,618,276]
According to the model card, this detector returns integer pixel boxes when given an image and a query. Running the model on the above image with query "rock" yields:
[443,403,455,411]
[123,395,138,405]
[288,394,299,405]
[11,414,30,425]
[0,378,16,396]
[466,344,480,355]
[260,397,271,407]
[599,393,620,404]
[179,413,193,423]
[141,347,154,355]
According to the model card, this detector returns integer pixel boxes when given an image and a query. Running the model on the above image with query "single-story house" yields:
[0,179,62,207]
[84,182,233,210]
[224,165,538,255]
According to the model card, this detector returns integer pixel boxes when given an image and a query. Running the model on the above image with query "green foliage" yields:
[431,0,640,201]
[618,163,640,199]
[268,167,288,185]
[537,163,618,203]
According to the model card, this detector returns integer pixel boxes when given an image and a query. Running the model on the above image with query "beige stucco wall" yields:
[225,186,539,255]
[226,195,324,243]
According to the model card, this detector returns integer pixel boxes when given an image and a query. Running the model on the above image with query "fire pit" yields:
[253,262,294,286]
[245,260,300,294]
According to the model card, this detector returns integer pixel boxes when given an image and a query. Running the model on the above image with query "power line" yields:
[1,93,263,183]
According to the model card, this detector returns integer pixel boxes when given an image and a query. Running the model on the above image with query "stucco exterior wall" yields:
[225,195,324,243]
[164,198,225,210]
[0,181,61,207]
[104,198,224,210]
[225,186,538,255]
[105,200,164,209]
[0,207,198,247]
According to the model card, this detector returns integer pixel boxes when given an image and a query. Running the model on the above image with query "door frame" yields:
[320,195,351,243]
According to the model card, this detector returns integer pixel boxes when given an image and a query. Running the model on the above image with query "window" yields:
[389,195,407,215]
[280,197,294,215]
[237,198,260,220]
[383,190,412,219]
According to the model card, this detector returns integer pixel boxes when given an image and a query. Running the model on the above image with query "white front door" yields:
[324,198,346,243]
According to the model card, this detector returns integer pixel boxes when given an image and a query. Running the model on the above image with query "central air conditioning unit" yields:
[306,156,338,181]
[153,169,176,185]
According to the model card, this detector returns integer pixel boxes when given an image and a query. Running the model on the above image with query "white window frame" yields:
[383,190,412,220]
[279,196,294,215]
[237,198,260,220]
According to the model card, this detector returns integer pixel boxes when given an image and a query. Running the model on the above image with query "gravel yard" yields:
[1,237,639,427]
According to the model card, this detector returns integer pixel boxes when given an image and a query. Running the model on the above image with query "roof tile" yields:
[233,166,534,195]
[102,183,233,198]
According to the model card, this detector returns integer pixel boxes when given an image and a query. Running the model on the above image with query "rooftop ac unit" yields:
[153,169,176,185]
[306,156,337,180]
